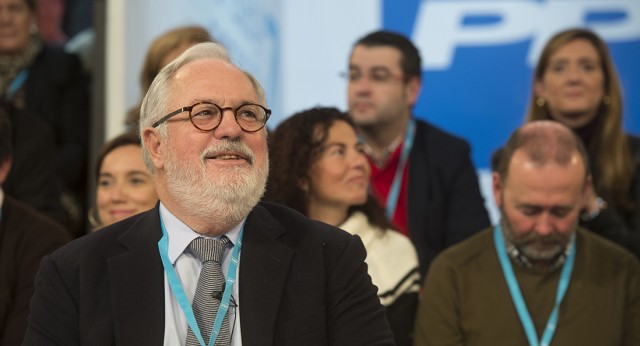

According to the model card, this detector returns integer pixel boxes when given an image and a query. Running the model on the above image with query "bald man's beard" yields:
[163,140,268,231]
[500,209,574,267]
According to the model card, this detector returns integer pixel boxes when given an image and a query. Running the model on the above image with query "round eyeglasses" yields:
[152,102,271,132]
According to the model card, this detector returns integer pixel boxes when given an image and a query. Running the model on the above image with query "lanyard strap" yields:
[493,226,575,346]
[158,216,244,346]
[6,69,29,101]
[385,118,416,219]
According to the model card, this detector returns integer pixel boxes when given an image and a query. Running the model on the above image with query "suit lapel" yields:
[239,205,293,345]
[108,208,165,345]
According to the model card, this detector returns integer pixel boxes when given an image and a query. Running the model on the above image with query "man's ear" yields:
[142,128,165,171]
[492,171,503,208]
[405,76,422,108]
[0,158,13,185]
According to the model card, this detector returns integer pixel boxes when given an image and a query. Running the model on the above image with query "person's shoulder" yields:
[431,227,495,268]
[36,45,80,62]
[578,228,640,267]
[32,45,85,77]
[254,201,353,243]
[412,118,473,166]
[626,133,640,155]
[49,208,158,265]
[414,117,471,148]
[3,196,69,241]
[380,226,416,253]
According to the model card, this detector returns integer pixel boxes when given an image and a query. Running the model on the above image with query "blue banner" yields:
[384,0,640,168]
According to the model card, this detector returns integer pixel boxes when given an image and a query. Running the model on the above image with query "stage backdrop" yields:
[111,0,640,221]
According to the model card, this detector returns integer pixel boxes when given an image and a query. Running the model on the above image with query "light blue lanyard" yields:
[6,69,29,101]
[158,216,244,346]
[493,226,575,346]
[385,119,416,219]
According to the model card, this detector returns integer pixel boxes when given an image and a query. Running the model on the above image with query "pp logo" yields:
[413,0,640,69]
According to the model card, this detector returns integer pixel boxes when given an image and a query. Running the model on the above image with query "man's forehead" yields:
[508,149,585,176]
[174,59,242,80]
[349,45,402,69]
[170,59,257,103]
[502,151,585,196]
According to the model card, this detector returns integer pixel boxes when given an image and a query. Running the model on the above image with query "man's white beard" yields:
[163,140,268,231]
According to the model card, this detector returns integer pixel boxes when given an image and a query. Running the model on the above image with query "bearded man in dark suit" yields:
[24,42,393,346]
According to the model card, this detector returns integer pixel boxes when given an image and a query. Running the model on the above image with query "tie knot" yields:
[188,236,229,263]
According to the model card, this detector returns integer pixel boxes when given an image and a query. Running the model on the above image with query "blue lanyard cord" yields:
[385,119,416,219]
[158,217,244,346]
[6,69,29,101]
[493,226,575,346]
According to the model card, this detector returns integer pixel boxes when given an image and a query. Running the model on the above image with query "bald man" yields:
[414,121,640,345]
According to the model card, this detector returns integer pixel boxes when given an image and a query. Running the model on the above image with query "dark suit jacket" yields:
[23,202,394,345]
[408,119,491,277]
[0,196,70,345]
[3,103,67,225]
[25,45,90,194]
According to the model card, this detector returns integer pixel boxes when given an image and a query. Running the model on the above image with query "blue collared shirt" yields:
[160,202,243,346]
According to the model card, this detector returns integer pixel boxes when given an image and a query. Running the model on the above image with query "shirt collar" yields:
[159,202,244,264]
[363,134,404,168]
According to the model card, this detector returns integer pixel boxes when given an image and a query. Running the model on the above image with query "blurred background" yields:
[90,0,640,221]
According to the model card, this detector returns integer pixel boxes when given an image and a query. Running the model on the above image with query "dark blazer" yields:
[3,103,67,225]
[408,119,491,277]
[24,202,394,345]
[0,196,70,345]
[25,45,90,194]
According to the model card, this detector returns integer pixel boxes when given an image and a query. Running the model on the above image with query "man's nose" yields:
[351,75,374,93]
[534,213,554,236]
[213,109,242,140]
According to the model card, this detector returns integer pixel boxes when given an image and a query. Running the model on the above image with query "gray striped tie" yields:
[185,236,231,346]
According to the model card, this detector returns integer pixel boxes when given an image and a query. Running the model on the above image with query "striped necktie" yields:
[185,236,231,346]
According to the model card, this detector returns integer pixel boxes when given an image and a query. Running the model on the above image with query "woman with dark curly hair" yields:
[265,107,420,346]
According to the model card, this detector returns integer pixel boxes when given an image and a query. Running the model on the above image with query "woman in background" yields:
[90,132,157,229]
[265,107,421,346]
[0,0,90,235]
[527,28,640,256]
[125,25,213,131]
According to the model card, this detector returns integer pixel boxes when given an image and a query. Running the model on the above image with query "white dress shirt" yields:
[160,203,243,346]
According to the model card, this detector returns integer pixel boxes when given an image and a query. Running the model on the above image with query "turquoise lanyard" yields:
[493,226,576,346]
[158,216,244,346]
[385,119,416,219]
[6,69,29,100]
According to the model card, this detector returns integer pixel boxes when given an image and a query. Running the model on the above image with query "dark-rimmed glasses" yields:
[340,67,407,84]
[152,102,271,133]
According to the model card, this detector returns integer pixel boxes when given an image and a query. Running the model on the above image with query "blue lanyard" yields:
[493,226,576,346]
[6,69,29,101]
[385,119,416,219]
[158,216,244,346]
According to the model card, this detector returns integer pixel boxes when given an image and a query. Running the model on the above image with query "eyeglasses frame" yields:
[151,101,271,133]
